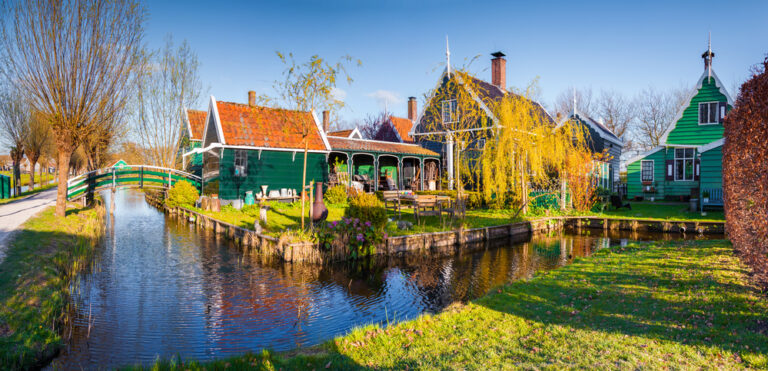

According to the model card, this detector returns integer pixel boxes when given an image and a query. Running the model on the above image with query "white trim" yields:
[333,136,431,147]
[311,110,332,151]
[182,142,330,158]
[200,95,226,145]
[556,111,624,147]
[184,108,193,139]
[625,146,663,165]
[699,138,725,153]
[348,127,363,139]
[660,68,732,143]
[697,101,721,125]
[640,160,654,182]
[672,147,696,182]
[388,117,404,143]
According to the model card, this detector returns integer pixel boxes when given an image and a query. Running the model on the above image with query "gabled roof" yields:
[659,68,732,144]
[625,146,664,165]
[185,109,207,141]
[411,68,556,137]
[203,97,329,151]
[389,116,413,142]
[327,127,363,139]
[328,136,439,156]
[557,110,623,146]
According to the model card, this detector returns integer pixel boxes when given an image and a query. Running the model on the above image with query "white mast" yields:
[446,35,451,75]
[707,31,712,79]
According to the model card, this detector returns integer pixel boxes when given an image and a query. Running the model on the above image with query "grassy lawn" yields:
[126,239,768,370]
[0,170,56,189]
[190,199,723,239]
[0,204,104,369]
[0,183,57,205]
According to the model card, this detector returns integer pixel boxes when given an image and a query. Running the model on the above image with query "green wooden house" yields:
[625,44,731,203]
[181,109,206,175]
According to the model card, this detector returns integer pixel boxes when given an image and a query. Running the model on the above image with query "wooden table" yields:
[399,195,451,222]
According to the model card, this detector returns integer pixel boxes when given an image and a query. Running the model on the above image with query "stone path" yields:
[0,188,57,263]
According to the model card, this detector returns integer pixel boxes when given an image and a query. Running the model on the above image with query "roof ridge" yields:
[216,100,313,114]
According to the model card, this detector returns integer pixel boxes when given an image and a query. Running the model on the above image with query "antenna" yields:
[446,35,451,75]
[572,88,577,114]
[707,31,712,79]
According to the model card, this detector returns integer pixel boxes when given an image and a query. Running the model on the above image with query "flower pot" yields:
[312,182,328,223]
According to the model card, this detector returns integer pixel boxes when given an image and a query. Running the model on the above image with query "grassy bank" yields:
[0,203,104,369]
[128,239,767,370]
[190,199,723,239]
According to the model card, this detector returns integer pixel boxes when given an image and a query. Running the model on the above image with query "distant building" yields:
[183,108,206,175]
[557,110,624,190]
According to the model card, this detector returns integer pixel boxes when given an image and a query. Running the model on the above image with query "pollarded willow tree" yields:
[0,89,29,195]
[481,85,591,216]
[24,111,52,189]
[2,0,145,216]
[419,66,495,193]
[134,36,202,169]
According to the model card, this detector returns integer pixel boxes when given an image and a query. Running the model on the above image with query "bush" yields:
[324,184,348,204]
[345,192,387,229]
[165,180,199,208]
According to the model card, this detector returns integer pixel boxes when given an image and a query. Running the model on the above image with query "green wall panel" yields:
[700,145,723,190]
[666,77,730,146]
[217,149,328,200]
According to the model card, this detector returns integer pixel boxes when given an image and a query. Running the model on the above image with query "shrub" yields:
[324,184,348,204]
[165,180,199,208]
[316,217,385,259]
[345,192,387,229]
[467,192,483,209]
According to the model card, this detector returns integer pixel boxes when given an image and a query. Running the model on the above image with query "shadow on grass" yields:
[474,241,768,356]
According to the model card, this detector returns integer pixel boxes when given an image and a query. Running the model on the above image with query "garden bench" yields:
[701,188,724,211]
[382,190,402,217]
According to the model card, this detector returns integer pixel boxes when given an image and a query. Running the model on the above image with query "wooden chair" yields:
[414,195,442,224]
[610,195,631,210]
[444,194,467,219]
[382,190,401,218]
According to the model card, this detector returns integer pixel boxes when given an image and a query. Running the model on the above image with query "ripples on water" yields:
[49,190,722,369]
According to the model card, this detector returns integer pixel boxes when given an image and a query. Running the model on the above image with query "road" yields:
[0,188,57,263]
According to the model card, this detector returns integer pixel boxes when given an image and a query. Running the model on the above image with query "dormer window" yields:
[699,101,726,125]
[441,99,458,124]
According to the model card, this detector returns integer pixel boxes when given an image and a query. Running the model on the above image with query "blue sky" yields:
[145,0,767,125]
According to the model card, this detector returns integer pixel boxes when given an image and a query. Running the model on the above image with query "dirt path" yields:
[0,188,57,263]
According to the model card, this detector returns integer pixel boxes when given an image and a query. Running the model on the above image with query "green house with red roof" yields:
[625,43,731,205]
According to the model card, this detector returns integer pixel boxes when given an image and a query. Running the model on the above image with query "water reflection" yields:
[50,190,722,369]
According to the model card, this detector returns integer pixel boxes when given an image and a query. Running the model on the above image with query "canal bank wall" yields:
[145,193,725,264]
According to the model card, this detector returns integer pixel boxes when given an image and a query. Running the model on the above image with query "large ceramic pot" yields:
[312,182,328,223]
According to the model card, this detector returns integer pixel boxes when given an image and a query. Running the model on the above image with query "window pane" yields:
[685,148,693,157]
[675,148,684,158]
[684,159,693,180]
[709,103,718,123]
[699,103,706,123]
[675,160,684,179]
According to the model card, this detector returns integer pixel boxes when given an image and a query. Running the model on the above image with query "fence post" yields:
[140,166,144,188]
[168,169,172,189]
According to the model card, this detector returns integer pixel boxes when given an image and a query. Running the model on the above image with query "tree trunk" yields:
[55,149,72,217]
[29,155,38,190]
[12,162,21,196]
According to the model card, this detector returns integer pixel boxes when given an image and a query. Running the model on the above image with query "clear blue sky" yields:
[145,0,768,125]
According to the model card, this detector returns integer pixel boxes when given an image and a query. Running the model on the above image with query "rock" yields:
[397,220,413,230]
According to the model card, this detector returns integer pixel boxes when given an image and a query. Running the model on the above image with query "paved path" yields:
[0,188,57,263]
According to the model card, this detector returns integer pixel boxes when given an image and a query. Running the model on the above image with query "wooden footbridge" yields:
[67,163,201,201]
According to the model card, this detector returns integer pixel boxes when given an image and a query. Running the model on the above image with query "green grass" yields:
[0,203,104,370]
[126,239,768,370]
[0,183,57,205]
[576,201,725,222]
[0,170,56,189]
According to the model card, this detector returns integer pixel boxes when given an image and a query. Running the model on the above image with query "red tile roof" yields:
[327,129,354,137]
[214,101,327,151]
[328,137,439,156]
[389,116,414,142]
[186,109,207,140]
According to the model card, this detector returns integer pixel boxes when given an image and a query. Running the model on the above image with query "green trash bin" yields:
[0,174,10,199]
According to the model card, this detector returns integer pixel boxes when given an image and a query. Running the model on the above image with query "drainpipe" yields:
[446,133,454,190]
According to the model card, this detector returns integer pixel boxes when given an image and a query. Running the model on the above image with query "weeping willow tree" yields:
[481,85,590,216]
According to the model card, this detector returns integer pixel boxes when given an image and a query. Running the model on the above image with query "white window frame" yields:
[641,160,654,182]
[234,149,248,177]
[441,99,458,124]
[674,148,695,181]
[698,101,720,125]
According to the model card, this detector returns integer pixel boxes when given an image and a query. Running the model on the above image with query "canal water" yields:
[50,190,722,369]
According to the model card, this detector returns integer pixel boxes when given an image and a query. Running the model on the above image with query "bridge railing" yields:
[67,165,202,201]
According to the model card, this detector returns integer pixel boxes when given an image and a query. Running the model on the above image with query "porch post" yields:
[398,156,403,190]
[373,156,379,191]
[446,133,454,190]
[347,153,352,187]
[420,157,424,191]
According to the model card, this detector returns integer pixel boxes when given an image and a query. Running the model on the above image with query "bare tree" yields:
[634,87,676,149]
[272,52,359,229]
[358,111,389,139]
[596,89,635,149]
[134,36,202,169]
[2,0,145,216]
[24,111,52,189]
[0,90,29,195]
[553,87,595,119]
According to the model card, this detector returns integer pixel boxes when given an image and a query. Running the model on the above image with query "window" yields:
[641,160,654,182]
[234,150,247,177]
[699,102,721,124]
[674,148,694,181]
[441,99,458,124]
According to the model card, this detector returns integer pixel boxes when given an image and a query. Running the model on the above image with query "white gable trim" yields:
[659,68,732,144]
[311,110,332,151]
[625,146,663,165]
[556,111,624,147]
[184,108,193,138]
[200,96,226,145]
[699,138,725,153]
[348,127,363,139]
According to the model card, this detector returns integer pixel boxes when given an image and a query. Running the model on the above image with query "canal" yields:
[50,190,721,369]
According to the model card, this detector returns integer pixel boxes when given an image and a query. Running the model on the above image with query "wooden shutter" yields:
[718,102,727,123]
[665,160,674,181]
[694,159,701,181]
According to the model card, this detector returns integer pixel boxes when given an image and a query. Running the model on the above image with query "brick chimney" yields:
[248,90,256,106]
[322,110,330,132]
[407,97,417,121]
[491,51,506,90]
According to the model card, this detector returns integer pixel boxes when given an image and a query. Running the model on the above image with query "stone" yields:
[397,220,413,230]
